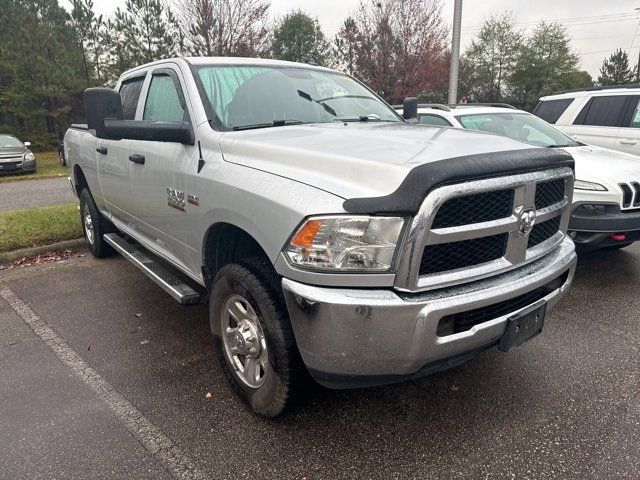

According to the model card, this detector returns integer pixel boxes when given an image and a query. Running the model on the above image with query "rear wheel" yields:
[209,261,307,417]
[79,188,115,258]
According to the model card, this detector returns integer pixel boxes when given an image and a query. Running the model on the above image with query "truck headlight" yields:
[285,216,405,272]
[574,179,607,191]
[23,152,35,162]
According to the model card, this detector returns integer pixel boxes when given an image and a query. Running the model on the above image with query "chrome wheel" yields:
[221,294,269,388]
[83,204,95,245]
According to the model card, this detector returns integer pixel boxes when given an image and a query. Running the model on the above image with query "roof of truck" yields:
[121,56,338,78]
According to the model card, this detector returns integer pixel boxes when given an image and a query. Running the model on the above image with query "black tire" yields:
[601,242,634,251]
[59,145,66,166]
[209,261,308,417]
[79,188,115,258]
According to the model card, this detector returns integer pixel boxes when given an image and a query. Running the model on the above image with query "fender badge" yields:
[187,194,199,206]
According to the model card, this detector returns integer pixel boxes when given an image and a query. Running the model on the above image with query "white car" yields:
[534,86,640,156]
[400,103,640,251]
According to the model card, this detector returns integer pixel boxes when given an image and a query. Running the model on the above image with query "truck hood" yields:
[219,123,534,199]
[564,145,640,187]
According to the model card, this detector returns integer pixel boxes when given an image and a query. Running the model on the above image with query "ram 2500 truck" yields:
[64,57,577,417]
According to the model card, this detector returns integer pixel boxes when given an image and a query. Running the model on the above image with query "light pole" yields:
[448,0,463,104]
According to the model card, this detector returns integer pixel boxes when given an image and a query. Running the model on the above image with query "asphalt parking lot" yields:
[1,244,639,480]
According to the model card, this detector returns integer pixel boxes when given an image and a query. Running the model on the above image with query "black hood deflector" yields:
[342,148,574,215]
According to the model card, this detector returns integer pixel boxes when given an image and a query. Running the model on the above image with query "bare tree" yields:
[333,17,360,75]
[353,0,448,103]
[176,0,271,57]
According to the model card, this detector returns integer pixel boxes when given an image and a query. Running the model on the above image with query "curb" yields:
[0,238,85,265]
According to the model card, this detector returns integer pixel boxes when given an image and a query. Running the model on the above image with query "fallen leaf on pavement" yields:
[205,392,213,399]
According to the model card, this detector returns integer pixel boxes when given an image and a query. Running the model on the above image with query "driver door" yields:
[126,65,198,268]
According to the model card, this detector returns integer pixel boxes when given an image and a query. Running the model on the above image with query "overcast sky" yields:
[80,0,640,77]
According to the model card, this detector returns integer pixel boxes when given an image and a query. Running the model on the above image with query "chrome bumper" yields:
[282,237,576,389]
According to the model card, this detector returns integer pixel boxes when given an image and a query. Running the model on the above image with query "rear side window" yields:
[119,77,145,120]
[627,98,640,128]
[143,74,186,123]
[532,98,573,124]
[419,114,452,126]
[573,95,628,127]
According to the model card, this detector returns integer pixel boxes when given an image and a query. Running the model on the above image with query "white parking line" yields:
[0,286,208,480]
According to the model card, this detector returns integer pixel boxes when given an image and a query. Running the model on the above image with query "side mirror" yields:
[103,120,195,145]
[24,141,31,148]
[84,87,123,139]
[402,97,418,121]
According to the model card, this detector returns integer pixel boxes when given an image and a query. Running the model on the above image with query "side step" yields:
[104,233,201,305]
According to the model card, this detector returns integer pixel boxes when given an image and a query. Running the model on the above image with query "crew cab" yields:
[65,58,577,417]
[404,103,640,250]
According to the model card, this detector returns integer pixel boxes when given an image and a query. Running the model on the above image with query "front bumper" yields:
[569,202,640,246]
[0,162,35,175]
[282,237,576,389]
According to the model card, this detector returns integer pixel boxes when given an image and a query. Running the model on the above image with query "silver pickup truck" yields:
[65,57,577,417]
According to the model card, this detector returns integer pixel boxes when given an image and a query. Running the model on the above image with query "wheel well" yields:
[202,223,272,287]
[73,165,88,195]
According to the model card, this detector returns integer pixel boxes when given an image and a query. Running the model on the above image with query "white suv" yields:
[534,86,640,156]
[400,103,640,251]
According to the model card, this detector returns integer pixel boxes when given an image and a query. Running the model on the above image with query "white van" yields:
[534,85,640,156]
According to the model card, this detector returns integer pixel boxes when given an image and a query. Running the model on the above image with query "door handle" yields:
[96,147,107,154]
[129,154,145,164]
[620,139,637,145]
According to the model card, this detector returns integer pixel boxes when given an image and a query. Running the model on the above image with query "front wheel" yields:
[79,188,114,258]
[210,262,308,417]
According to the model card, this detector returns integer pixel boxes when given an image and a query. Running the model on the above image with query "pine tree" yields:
[598,49,635,86]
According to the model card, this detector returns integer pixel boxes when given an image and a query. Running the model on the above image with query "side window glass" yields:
[143,74,186,122]
[419,114,452,126]
[532,98,573,124]
[119,77,145,120]
[629,99,640,128]
[573,95,627,127]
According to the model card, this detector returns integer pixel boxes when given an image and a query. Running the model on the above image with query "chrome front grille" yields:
[620,182,640,209]
[394,168,574,292]
[432,189,514,228]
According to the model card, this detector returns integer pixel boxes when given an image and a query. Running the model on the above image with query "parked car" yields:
[534,85,640,156]
[65,58,577,417]
[0,134,36,175]
[401,103,640,251]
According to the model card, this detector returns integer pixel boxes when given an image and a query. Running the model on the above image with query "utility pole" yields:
[448,0,463,105]
[636,8,640,81]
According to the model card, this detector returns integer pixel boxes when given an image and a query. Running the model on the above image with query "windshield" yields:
[0,135,23,148]
[455,112,579,148]
[196,65,402,130]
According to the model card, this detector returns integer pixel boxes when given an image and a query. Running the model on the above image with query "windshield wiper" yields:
[338,115,383,122]
[232,119,306,131]
[297,90,337,117]
[546,144,575,148]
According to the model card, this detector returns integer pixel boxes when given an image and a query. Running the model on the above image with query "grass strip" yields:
[0,203,82,253]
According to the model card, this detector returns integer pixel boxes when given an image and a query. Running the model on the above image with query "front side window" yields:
[418,114,452,126]
[532,98,574,124]
[119,76,145,120]
[573,95,628,127]
[456,112,579,148]
[196,65,402,130]
[143,74,186,123]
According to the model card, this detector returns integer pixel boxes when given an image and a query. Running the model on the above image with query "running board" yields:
[104,233,201,305]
